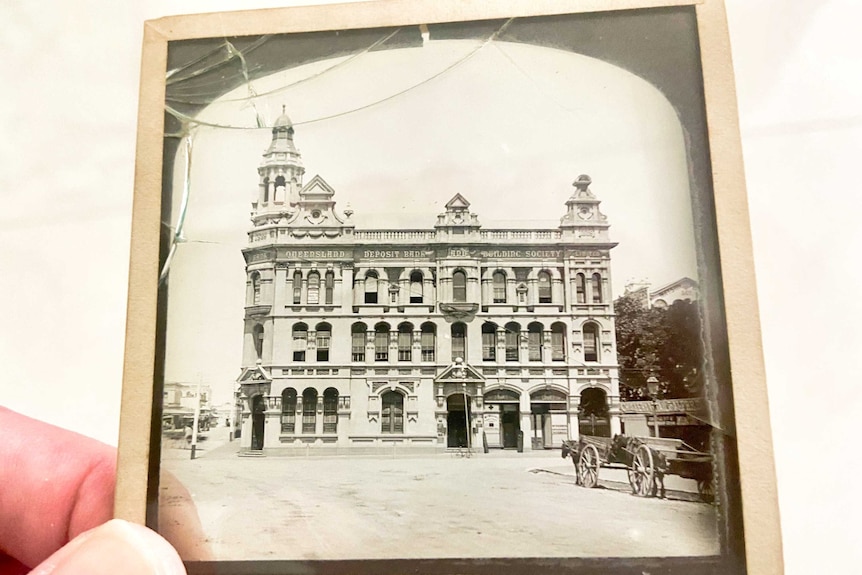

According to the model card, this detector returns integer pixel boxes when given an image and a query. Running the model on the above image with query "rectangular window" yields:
[528,331,542,361]
[584,333,598,362]
[316,333,330,362]
[591,276,603,303]
[398,331,412,361]
[351,332,365,362]
[551,332,565,361]
[421,331,435,362]
[505,332,519,362]
[302,413,315,433]
[452,335,466,362]
[482,332,496,361]
[375,331,389,361]
[281,412,295,433]
[493,286,506,303]
[293,332,307,362]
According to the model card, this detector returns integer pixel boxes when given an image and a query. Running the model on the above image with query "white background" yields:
[0,1,859,573]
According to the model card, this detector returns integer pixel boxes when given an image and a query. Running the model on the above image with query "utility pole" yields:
[191,377,202,460]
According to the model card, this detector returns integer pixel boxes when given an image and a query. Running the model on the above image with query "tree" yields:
[614,293,703,400]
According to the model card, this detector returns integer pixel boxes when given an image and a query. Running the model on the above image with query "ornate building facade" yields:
[237,112,621,453]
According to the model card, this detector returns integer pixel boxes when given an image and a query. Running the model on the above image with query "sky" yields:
[162,37,698,404]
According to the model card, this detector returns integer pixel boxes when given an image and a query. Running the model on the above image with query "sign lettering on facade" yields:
[280,249,351,260]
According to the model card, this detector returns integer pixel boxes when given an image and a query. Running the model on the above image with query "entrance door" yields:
[501,405,520,448]
[446,394,471,448]
[251,395,265,450]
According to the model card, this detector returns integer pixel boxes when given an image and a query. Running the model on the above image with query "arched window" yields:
[374,322,390,362]
[583,322,600,362]
[292,270,302,305]
[302,388,317,433]
[575,273,586,304]
[251,272,261,305]
[365,271,379,304]
[274,175,286,203]
[398,322,413,362]
[538,271,552,303]
[307,272,320,305]
[451,322,467,361]
[316,323,331,362]
[482,323,497,362]
[324,271,334,305]
[453,270,467,302]
[505,322,521,362]
[381,391,404,434]
[281,388,297,433]
[351,322,367,362]
[263,177,270,203]
[551,322,567,362]
[420,322,436,362]
[528,322,543,361]
[252,324,264,360]
[323,387,338,433]
[409,271,424,304]
[591,273,603,303]
[292,323,308,362]
[492,271,507,303]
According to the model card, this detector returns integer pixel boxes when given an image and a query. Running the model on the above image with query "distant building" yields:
[649,277,698,309]
[622,277,698,309]
[162,381,212,432]
[236,112,623,453]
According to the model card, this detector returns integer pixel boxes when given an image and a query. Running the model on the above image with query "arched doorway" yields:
[530,389,568,449]
[484,388,521,449]
[251,395,266,450]
[579,387,611,437]
[446,393,471,448]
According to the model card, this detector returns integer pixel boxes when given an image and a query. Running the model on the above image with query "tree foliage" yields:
[615,293,704,400]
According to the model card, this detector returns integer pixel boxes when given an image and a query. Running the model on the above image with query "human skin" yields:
[0,407,186,574]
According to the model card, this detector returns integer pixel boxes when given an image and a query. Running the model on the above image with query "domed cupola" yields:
[254,106,306,218]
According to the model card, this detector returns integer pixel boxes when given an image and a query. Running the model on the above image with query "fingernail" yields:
[32,520,186,575]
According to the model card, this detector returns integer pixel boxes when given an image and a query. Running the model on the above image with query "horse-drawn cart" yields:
[561,434,714,502]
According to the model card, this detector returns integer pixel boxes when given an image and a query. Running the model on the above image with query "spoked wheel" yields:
[577,444,601,488]
[697,477,715,503]
[628,445,655,497]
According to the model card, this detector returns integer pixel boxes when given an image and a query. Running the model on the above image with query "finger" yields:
[29,519,186,575]
[0,407,116,568]
[0,553,28,575]
[157,470,214,561]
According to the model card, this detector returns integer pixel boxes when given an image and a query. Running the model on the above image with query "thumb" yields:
[29,520,186,575]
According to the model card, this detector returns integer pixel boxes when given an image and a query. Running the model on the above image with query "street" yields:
[161,436,719,561]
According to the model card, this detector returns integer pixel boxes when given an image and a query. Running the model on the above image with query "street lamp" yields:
[646,375,660,438]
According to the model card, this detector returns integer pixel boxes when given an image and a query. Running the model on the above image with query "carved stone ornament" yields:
[438,302,479,319]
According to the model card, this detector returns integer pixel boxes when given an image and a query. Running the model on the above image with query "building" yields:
[623,277,699,309]
[162,381,212,433]
[649,277,698,309]
[236,111,621,453]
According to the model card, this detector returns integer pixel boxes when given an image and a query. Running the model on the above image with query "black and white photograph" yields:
[124,1,768,573]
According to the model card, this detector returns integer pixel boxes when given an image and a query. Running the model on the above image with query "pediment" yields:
[237,364,271,384]
[435,360,484,382]
[445,193,471,210]
[299,174,335,198]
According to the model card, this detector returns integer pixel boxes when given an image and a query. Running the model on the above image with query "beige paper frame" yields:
[116,0,782,573]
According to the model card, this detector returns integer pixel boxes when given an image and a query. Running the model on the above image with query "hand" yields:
[0,408,186,574]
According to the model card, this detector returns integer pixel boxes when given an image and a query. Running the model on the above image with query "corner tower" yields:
[254,107,305,221]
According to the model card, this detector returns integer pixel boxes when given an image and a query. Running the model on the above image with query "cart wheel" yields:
[628,445,655,497]
[578,444,601,488]
[697,478,715,503]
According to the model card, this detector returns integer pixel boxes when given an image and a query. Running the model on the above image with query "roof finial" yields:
[282,104,286,114]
